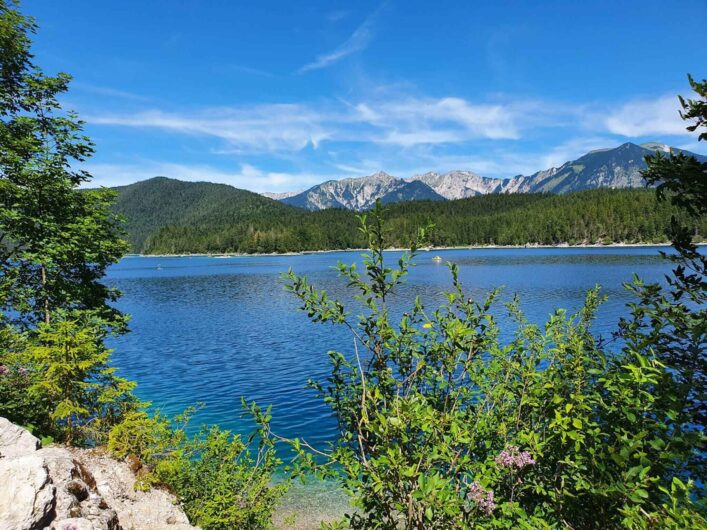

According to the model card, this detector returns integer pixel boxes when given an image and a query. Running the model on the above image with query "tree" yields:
[619,74,707,496]
[0,0,128,331]
[27,314,136,444]
[0,0,133,442]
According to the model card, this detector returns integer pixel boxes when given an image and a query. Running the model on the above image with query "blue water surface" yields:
[106,247,673,451]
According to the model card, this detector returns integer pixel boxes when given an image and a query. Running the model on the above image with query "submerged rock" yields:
[0,417,198,530]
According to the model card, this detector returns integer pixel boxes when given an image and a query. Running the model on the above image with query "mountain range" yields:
[269,142,706,211]
[280,171,444,210]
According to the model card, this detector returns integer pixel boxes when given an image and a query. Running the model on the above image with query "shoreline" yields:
[123,241,705,259]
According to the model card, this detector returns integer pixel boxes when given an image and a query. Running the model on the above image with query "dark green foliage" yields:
[0,0,128,331]
[111,176,362,254]
[111,176,301,252]
[0,323,52,433]
[380,188,701,247]
[618,74,707,498]
[113,179,705,254]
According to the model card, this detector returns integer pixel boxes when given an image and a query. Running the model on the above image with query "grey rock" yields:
[0,419,197,530]
[282,171,443,211]
[50,518,101,530]
[0,416,42,458]
[0,455,55,530]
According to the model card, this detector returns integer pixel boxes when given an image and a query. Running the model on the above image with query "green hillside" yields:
[112,177,300,251]
[111,178,706,254]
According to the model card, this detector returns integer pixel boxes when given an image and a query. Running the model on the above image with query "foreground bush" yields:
[0,310,138,444]
[281,76,707,530]
[285,208,705,528]
[108,404,286,530]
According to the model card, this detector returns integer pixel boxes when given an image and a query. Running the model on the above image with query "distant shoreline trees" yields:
[112,184,706,255]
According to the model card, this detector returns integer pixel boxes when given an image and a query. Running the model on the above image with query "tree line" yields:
[117,186,706,254]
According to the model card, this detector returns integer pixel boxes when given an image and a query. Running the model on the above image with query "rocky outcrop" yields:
[0,417,41,458]
[0,454,55,529]
[281,171,443,211]
[69,448,194,530]
[0,417,197,530]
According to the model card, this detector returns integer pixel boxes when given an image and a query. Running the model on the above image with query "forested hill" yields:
[112,177,300,251]
[110,178,706,254]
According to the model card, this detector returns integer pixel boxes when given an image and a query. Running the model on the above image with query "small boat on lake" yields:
[432,255,443,262]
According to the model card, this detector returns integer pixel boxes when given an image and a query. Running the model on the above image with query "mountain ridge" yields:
[281,171,444,211]
[265,142,707,209]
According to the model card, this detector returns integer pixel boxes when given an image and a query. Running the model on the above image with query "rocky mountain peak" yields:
[269,142,706,210]
[640,141,671,153]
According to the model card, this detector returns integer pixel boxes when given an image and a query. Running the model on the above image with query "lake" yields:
[107,246,674,452]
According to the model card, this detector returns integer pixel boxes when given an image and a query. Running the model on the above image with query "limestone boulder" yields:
[0,455,55,530]
[0,416,41,458]
[0,418,198,530]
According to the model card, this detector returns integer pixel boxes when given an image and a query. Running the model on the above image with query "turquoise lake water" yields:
[106,247,674,453]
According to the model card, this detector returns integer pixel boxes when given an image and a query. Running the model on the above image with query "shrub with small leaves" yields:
[284,199,705,529]
[108,403,286,530]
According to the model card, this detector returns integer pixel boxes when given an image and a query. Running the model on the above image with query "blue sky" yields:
[23,0,707,191]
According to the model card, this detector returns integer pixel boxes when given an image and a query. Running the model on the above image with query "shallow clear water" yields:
[107,247,673,452]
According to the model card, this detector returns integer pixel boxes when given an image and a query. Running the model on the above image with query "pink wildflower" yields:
[466,481,496,515]
[495,446,536,470]
[0,365,8,376]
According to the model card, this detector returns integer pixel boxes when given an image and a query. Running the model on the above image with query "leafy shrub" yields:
[1,311,138,444]
[0,323,52,434]
[108,404,286,530]
[108,409,178,462]
[284,202,705,529]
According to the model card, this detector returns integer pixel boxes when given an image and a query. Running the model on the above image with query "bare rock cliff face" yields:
[0,417,197,530]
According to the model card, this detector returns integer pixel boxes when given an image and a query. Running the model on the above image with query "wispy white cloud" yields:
[331,135,635,182]
[73,82,151,101]
[604,94,686,137]
[299,4,384,73]
[357,97,524,142]
[84,161,328,192]
[81,86,705,193]
[86,94,533,153]
[86,105,332,152]
[85,92,701,156]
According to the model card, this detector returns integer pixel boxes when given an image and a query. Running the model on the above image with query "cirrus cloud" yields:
[604,94,686,137]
